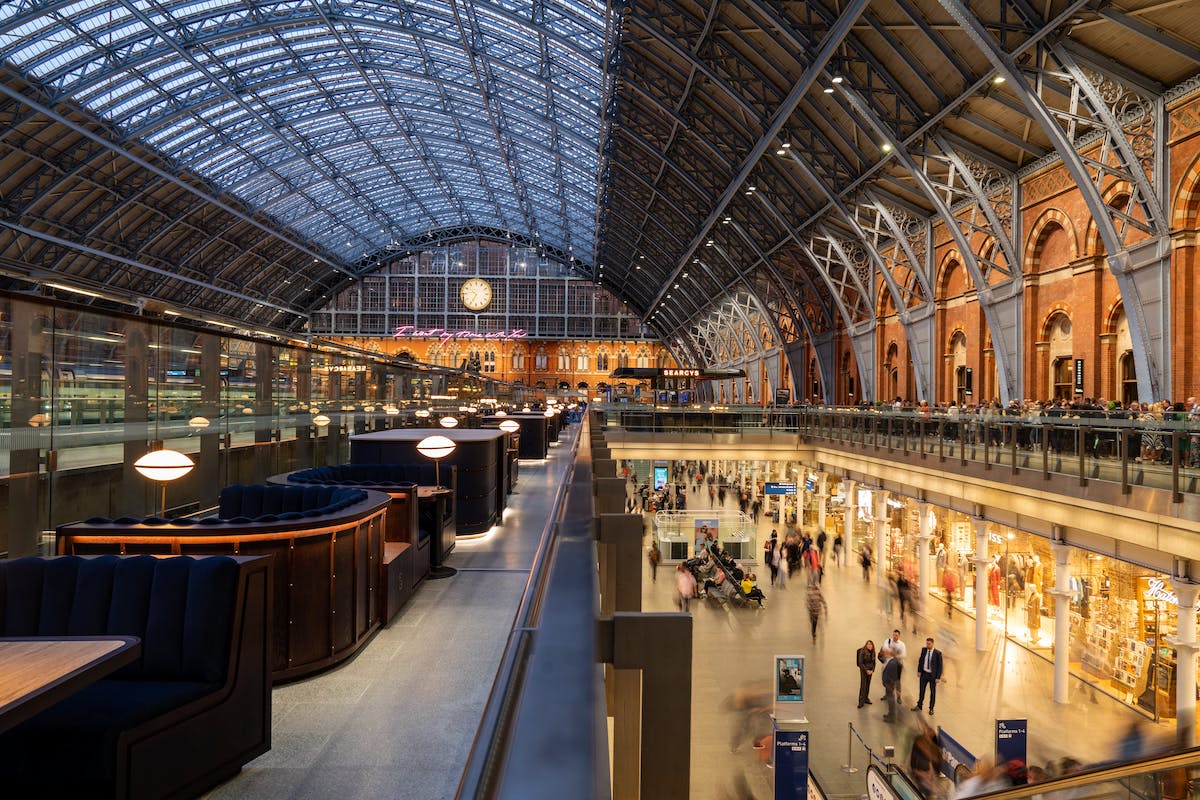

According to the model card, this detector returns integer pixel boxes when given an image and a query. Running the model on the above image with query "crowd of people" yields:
[832,395,1200,464]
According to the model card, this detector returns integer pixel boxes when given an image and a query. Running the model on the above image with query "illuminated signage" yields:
[327,365,368,373]
[662,368,700,378]
[392,325,527,346]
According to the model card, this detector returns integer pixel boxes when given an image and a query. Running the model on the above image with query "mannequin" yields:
[1027,588,1042,640]
[988,558,1002,606]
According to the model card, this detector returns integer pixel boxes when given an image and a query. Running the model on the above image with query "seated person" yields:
[741,572,766,607]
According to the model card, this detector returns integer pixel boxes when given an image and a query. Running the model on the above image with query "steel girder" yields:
[641,0,870,316]
[940,0,1172,402]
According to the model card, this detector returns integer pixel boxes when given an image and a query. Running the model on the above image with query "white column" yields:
[816,475,828,534]
[971,517,990,651]
[873,488,887,589]
[1170,578,1200,748]
[1049,543,1073,703]
[917,502,934,616]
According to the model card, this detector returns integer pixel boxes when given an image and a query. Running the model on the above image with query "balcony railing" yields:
[596,404,1200,501]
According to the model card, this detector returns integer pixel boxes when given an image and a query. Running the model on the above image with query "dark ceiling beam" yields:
[643,0,870,319]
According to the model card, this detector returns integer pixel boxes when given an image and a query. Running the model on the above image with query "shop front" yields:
[925,512,1193,721]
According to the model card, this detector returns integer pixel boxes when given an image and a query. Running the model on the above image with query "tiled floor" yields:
[637,483,1171,799]
[202,428,581,800]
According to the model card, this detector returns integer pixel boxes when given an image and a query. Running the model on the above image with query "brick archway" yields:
[1023,208,1079,271]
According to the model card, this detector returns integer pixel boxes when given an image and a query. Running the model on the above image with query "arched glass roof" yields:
[0,0,607,266]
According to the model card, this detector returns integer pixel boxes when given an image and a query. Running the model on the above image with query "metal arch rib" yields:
[835,83,1021,404]
[641,0,871,320]
[938,0,1165,402]
[0,219,302,318]
[0,79,352,280]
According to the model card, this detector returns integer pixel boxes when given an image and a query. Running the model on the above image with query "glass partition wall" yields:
[0,295,490,557]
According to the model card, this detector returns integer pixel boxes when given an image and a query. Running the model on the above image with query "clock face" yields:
[460,278,493,311]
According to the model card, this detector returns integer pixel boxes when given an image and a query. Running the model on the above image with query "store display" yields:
[1112,637,1148,697]
[1081,622,1116,678]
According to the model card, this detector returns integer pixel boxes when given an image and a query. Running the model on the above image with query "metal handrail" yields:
[456,416,598,799]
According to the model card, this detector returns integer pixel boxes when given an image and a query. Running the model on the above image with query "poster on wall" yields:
[694,518,719,554]
[773,654,807,723]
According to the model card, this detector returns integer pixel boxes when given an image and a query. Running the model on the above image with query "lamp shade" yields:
[241,406,254,415]
[27,412,51,427]
[494,410,507,417]
[312,414,331,427]
[362,405,376,413]
[188,416,210,430]
[415,409,431,419]
[416,435,457,460]
[499,420,520,434]
[384,406,400,416]
[543,409,554,417]
[133,449,195,482]
[439,416,459,428]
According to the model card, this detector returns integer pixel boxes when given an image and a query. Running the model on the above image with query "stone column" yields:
[873,488,886,589]
[917,503,934,614]
[1049,543,1073,703]
[1170,578,1200,748]
[972,517,990,651]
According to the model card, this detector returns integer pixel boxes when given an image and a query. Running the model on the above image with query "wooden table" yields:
[0,636,141,734]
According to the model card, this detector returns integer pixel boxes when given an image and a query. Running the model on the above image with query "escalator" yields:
[871,746,1200,800]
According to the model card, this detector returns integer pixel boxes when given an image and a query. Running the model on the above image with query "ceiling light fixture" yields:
[881,143,893,153]
[831,76,843,84]
[992,75,1006,85]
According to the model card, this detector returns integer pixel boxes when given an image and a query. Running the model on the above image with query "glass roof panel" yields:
[0,0,606,270]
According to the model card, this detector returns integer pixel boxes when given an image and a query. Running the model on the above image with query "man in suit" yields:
[881,652,902,722]
[911,637,944,715]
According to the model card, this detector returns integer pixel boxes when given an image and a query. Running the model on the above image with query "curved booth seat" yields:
[268,464,458,588]
[349,430,507,535]
[56,485,393,683]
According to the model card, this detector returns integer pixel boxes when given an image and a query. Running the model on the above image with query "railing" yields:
[456,416,605,799]
[954,746,1200,800]
[597,404,1200,501]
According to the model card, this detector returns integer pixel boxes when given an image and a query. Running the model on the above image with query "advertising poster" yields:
[937,727,977,783]
[773,729,809,800]
[694,518,719,554]
[774,655,806,722]
[653,464,668,490]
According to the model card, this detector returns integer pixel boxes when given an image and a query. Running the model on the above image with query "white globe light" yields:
[415,409,431,418]
[494,410,507,417]
[188,416,211,430]
[384,406,400,416]
[27,413,51,428]
[499,419,520,434]
[242,406,254,415]
[543,409,554,417]
[133,449,195,483]
[312,414,331,427]
[363,405,376,413]
[416,435,457,460]
[439,416,459,428]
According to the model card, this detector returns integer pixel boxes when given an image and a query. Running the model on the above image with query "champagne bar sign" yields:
[392,325,528,346]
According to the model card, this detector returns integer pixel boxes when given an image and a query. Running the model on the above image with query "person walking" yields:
[647,541,661,583]
[911,637,944,716]
[832,532,843,566]
[856,640,876,708]
[674,563,696,611]
[881,650,902,723]
[805,584,829,641]
[764,532,778,585]
[859,543,873,582]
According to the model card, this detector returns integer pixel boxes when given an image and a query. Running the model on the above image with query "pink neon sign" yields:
[392,325,528,345]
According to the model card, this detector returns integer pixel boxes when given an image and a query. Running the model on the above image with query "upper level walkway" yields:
[596,405,1200,576]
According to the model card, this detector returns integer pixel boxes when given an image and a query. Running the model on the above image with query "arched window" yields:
[596,348,610,371]
[482,349,496,373]
[576,350,590,371]
[636,346,650,368]
[558,347,571,371]
[535,347,548,371]
[617,348,630,369]
[511,347,525,371]
[656,351,669,368]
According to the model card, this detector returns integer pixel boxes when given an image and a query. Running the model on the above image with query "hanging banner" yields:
[694,518,719,554]
[774,728,809,800]
[765,482,797,495]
